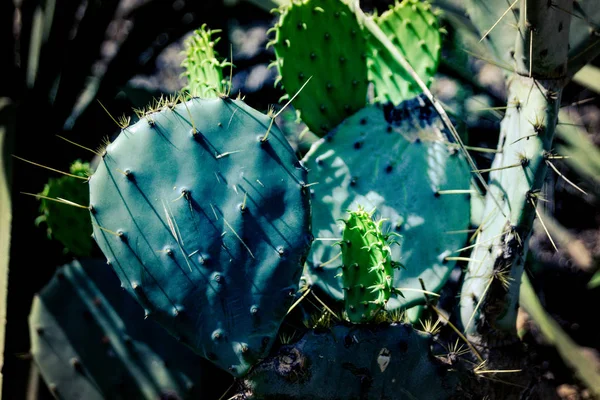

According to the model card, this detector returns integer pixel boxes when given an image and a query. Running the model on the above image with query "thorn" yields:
[529,198,558,251]
[479,0,519,43]
[12,156,89,180]
[21,192,89,209]
[56,135,101,156]
[472,162,523,173]
[435,189,476,195]
[545,159,587,195]
[97,100,130,129]
[261,76,312,142]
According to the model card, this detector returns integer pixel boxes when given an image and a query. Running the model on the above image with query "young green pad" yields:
[36,160,93,256]
[181,24,232,98]
[29,260,225,400]
[368,0,442,105]
[271,0,368,136]
[88,97,312,377]
[304,96,470,315]
[339,207,396,323]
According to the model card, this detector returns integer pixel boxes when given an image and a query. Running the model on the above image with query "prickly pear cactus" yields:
[88,97,312,376]
[339,207,397,323]
[36,160,93,256]
[181,24,232,98]
[305,96,471,314]
[29,260,227,400]
[241,323,458,399]
[368,0,442,105]
[270,0,368,136]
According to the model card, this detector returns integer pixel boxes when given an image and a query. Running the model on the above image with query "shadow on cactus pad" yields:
[29,259,232,399]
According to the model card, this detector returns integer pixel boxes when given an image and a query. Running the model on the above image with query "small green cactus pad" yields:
[340,207,396,323]
[181,24,232,98]
[29,260,228,400]
[89,97,312,377]
[36,160,93,256]
[271,0,368,136]
[304,96,470,312]
[368,0,442,105]
[242,323,457,399]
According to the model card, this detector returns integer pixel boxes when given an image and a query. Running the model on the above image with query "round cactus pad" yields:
[89,97,312,377]
[304,97,470,311]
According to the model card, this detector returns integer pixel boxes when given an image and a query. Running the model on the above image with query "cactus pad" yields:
[368,0,442,105]
[29,260,228,399]
[36,160,93,256]
[271,0,368,136]
[339,207,397,323]
[242,323,458,399]
[304,96,470,312]
[89,97,312,376]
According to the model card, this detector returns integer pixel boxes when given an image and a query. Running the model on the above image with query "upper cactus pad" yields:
[368,0,442,105]
[88,97,312,376]
[271,0,368,136]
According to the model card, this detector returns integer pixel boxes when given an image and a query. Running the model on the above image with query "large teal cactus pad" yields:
[36,160,93,256]
[271,0,368,136]
[305,96,470,312]
[368,0,441,105]
[29,260,228,399]
[242,323,457,399]
[89,97,312,377]
[340,207,396,323]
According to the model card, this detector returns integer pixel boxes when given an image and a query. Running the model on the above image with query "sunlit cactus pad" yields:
[271,0,368,136]
[242,323,458,399]
[89,97,312,377]
[304,95,470,312]
[29,260,226,400]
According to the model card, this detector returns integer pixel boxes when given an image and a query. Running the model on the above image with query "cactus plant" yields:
[35,160,93,256]
[305,97,471,315]
[29,259,228,399]
[270,0,369,136]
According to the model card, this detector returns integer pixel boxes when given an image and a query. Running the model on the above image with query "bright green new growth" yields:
[36,160,93,256]
[270,0,368,136]
[368,0,441,105]
[181,24,232,98]
[339,207,397,323]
